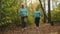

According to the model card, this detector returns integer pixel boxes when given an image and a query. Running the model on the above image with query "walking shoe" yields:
[22,27,27,31]
[36,27,39,29]
[22,28,25,31]
[24,27,27,30]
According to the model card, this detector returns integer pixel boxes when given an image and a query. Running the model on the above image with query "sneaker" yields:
[36,27,39,29]
[24,27,27,30]
[22,27,27,31]
[22,28,25,31]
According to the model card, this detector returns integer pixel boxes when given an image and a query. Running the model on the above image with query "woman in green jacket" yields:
[34,7,41,29]
[19,4,28,30]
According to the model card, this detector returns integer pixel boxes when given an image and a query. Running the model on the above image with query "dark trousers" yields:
[21,16,27,28]
[35,17,40,27]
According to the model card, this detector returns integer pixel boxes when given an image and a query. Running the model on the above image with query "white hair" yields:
[21,3,25,5]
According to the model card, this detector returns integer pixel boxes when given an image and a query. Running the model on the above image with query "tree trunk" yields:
[39,0,47,23]
[0,0,2,21]
[48,0,51,23]
[44,0,46,23]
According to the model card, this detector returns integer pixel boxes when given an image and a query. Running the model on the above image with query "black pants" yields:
[21,16,27,28]
[35,17,40,27]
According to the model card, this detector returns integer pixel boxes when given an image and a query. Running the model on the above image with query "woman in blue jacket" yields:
[19,4,28,30]
[34,7,41,29]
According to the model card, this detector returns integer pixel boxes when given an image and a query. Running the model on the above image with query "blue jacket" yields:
[19,8,28,17]
[34,11,40,18]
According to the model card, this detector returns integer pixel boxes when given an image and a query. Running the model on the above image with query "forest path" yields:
[0,23,60,34]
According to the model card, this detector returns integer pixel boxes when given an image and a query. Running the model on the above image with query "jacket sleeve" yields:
[26,9,28,16]
[39,12,41,17]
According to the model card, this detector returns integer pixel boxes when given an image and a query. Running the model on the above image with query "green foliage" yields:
[27,7,34,25]
[51,3,60,21]
[1,0,36,27]
[0,0,20,26]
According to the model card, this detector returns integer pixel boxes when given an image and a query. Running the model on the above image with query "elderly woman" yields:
[19,4,28,30]
[34,7,41,29]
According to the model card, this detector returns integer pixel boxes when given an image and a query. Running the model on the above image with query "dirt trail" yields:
[0,23,60,34]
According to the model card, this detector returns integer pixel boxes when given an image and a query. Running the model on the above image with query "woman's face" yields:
[22,5,24,8]
[36,8,39,11]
